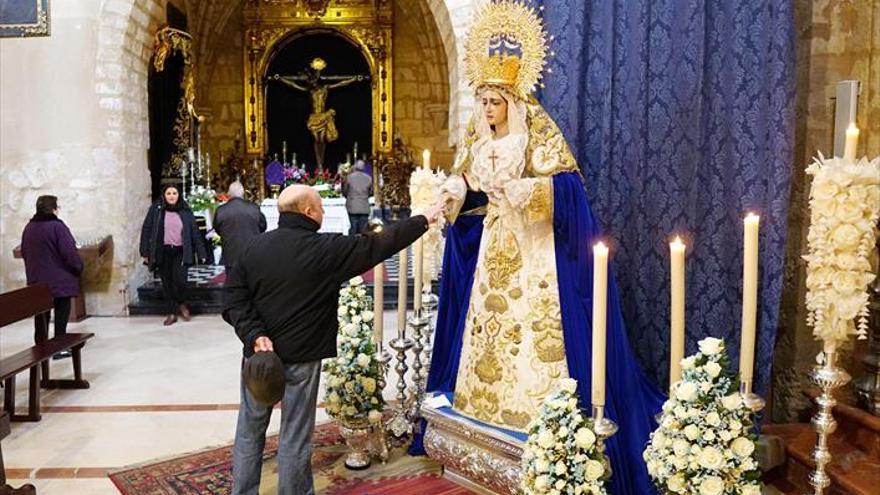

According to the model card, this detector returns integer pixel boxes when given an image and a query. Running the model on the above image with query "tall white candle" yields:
[422,149,431,170]
[740,213,760,384]
[669,236,686,389]
[592,241,609,407]
[373,261,384,345]
[414,238,424,312]
[396,248,408,334]
[843,123,859,161]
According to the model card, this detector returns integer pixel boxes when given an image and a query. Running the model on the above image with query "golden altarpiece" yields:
[242,0,393,199]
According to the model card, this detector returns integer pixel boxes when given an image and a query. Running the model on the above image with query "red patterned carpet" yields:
[109,422,475,495]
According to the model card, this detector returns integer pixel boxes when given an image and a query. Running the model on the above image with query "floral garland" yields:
[323,277,384,424]
[643,337,761,495]
[803,153,880,348]
[521,378,608,495]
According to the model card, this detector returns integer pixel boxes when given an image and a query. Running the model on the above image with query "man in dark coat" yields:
[21,195,83,358]
[214,181,266,270]
[342,160,372,235]
[224,184,443,495]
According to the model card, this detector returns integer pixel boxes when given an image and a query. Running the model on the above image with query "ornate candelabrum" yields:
[586,405,618,477]
[407,308,431,423]
[739,378,767,414]
[387,336,413,437]
[854,235,880,416]
[420,288,439,378]
[807,350,852,495]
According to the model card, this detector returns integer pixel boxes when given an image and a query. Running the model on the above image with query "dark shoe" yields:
[179,304,191,321]
[52,350,73,360]
[163,314,178,326]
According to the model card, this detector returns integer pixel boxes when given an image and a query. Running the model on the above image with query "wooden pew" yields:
[0,411,36,495]
[0,285,94,422]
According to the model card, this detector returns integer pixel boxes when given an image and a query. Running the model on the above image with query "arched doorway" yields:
[264,31,372,174]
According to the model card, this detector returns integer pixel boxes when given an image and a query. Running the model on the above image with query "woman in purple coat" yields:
[20,195,83,358]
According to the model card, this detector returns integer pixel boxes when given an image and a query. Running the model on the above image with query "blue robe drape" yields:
[422,172,665,495]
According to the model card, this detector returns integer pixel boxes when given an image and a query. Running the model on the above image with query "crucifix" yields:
[271,58,369,172]
[488,148,500,174]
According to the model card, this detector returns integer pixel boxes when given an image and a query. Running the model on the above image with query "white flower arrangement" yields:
[410,166,447,282]
[802,153,880,348]
[521,378,608,495]
[322,277,384,425]
[644,337,761,495]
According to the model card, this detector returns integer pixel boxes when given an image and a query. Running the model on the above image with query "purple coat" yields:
[21,215,83,298]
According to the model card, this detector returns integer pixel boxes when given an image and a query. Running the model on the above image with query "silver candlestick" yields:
[739,379,766,413]
[407,310,432,422]
[387,332,413,438]
[419,288,439,380]
[807,350,851,495]
[586,405,618,478]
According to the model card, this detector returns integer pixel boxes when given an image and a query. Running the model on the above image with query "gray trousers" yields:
[232,359,322,495]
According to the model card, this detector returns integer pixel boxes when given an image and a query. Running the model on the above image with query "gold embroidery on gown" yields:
[452,133,570,432]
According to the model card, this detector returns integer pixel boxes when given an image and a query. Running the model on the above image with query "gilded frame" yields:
[0,0,50,38]
[242,0,393,159]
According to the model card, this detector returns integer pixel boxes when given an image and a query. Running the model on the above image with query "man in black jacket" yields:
[224,184,443,495]
[214,181,267,270]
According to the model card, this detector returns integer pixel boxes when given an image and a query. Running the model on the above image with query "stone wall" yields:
[394,0,453,166]
[0,0,168,314]
[772,0,880,422]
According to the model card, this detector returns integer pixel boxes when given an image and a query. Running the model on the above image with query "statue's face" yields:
[481,89,508,128]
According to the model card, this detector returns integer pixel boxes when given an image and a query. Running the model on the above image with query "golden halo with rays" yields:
[310,58,327,71]
[464,0,549,99]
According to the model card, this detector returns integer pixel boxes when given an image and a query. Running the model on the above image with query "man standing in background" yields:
[214,181,267,271]
[342,160,372,235]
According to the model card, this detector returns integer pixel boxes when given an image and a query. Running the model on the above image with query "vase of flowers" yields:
[323,277,387,469]
[521,378,609,495]
[643,337,761,495]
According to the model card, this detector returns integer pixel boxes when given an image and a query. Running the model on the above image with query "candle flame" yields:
[745,212,760,222]
[847,122,859,133]
[671,236,684,246]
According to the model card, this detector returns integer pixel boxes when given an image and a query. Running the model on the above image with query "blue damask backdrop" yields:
[534,0,796,395]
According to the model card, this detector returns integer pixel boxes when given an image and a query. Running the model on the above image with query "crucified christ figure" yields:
[272,58,368,171]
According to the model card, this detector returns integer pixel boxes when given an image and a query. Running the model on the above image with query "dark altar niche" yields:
[265,31,372,174]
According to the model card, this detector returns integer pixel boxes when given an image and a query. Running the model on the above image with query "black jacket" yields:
[139,201,207,270]
[214,198,267,267]
[224,212,429,364]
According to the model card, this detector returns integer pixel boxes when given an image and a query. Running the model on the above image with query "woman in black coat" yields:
[139,185,206,325]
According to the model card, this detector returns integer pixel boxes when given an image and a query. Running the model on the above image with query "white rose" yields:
[674,406,688,418]
[554,460,567,476]
[705,412,721,426]
[538,430,555,449]
[584,459,604,481]
[676,382,699,402]
[741,483,761,495]
[356,353,371,367]
[703,429,716,442]
[731,437,755,457]
[704,362,722,378]
[535,459,550,473]
[721,393,742,410]
[729,419,743,431]
[337,306,348,317]
[558,426,569,438]
[699,337,724,355]
[672,439,690,457]
[534,475,549,490]
[554,479,566,490]
[368,409,383,424]
[667,474,686,493]
[559,378,578,394]
[574,427,596,449]
[361,377,377,394]
[830,224,862,250]
[362,310,374,322]
[681,356,696,370]
[684,424,701,441]
[699,476,725,495]
[720,430,733,442]
[673,455,688,470]
[700,382,713,393]
[349,276,364,286]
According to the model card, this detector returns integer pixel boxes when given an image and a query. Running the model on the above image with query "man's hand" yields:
[253,336,274,353]
[423,202,446,225]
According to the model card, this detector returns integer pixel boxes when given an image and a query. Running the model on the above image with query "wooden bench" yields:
[0,411,35,495]
[0,285,94,422]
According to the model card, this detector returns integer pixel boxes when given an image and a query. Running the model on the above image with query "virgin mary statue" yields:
[425,2,663,494]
